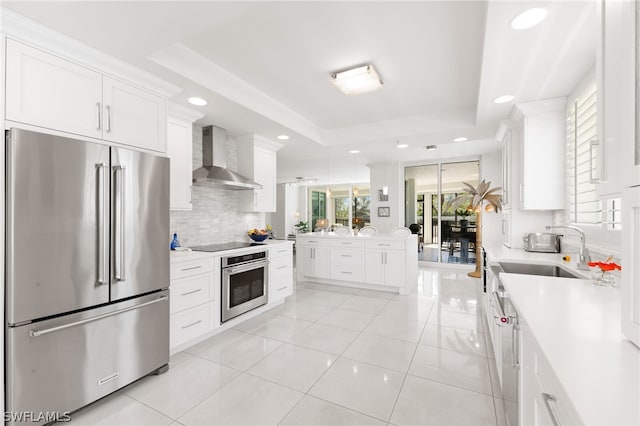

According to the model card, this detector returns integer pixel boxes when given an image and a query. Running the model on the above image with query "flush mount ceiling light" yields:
[277,135,290,140]
[187,97,207,106]
[425,145,438,151]
[396,141,408,149]
[453,137,467,142]
[510,7,548,30]
[494,95,515,104]
[349,149,360,154]
[331,64,383,95]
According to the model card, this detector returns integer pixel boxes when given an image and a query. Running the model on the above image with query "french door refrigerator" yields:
[5,128,170,425]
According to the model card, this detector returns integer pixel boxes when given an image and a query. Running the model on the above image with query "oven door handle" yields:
[226,259,269,274]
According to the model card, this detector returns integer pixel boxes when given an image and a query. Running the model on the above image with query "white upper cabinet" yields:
[237,134,283,212]
[5,39,102,139]
[511,98,566,210]
[167,104,204,211]
[102,76,167,152]
[5,39,168,153]
[597,0,637,193]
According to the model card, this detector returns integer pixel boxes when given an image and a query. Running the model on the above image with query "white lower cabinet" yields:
[296,238,331,280]
[521,326,582,426]
[364,241,405,288]
[269,245,293,302]
[169,254,220,351]
[622,187,640,347]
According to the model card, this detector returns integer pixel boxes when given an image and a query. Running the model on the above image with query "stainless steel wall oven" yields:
[221,251,269,322]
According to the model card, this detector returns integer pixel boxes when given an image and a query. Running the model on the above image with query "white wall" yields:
[269,184,301,238]
[369,161,403,232]
[480,150,503,247]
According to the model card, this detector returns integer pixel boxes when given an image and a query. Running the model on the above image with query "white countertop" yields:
[170,239,293,260]
[296,232,413,240]
[486,244,640,425]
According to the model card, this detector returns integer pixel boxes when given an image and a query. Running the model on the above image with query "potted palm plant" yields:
[447,180,502,278]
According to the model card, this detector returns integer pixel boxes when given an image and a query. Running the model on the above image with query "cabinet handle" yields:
[96,102,102,130]
[542,393,561,426]
[181,319,202,329]
[512,324,520,369]
[106,105,111,133]
[589,139,601,184]
[519,184,523,204]
[181,265,202,272]
[341,271,353,274]
[277,265,288,270]
[381,252,384,264]
[379,243,391,246]
[385,253,388,264]
[277,286,288,291]
[340,254,352,257]
[180,288,203,296]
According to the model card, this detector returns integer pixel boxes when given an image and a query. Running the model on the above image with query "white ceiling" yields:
[3,1,596,184]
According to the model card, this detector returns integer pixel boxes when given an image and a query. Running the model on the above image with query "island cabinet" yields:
[5,39,168,153]
[296,233,418,295]
[364,240,405,287]
[296,237,331,280]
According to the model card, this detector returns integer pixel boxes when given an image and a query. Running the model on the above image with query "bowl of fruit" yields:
[248,227,270,242]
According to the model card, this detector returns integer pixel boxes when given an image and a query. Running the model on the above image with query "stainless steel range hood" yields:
[193,125,262,190]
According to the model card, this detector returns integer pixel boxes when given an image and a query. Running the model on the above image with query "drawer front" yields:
[270,245,293,258]
[170,303,214,349]
[170,273,214,314]
[270,261,293,302]
[271,254,293,273]
[330,248,363,264]
[296,237,330,247]
[331,239,364,248]
[365,240,404,250]
[171,257,215,280]
[330,263,363,282]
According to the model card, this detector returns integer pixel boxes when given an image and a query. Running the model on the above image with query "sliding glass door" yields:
[405,161,479,263]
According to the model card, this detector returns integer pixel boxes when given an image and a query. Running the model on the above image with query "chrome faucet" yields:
[546,225,591,270]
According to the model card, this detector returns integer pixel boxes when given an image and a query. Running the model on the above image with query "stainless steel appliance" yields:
[5,128,170,425]
[221,251,268,322]
[522,232,561,253]
[489,265,520,426]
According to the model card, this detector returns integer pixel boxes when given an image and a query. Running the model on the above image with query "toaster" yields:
[523,233,561,253]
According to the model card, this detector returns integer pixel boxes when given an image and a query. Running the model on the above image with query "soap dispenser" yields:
[170,233,181,250]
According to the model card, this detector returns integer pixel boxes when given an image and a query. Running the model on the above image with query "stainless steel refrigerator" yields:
[5,128,170,424]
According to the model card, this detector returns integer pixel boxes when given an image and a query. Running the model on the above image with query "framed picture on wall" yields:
[377,207,390,217]
[378,189,389,201]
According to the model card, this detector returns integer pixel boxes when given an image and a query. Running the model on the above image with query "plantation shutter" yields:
[566,80,601,225]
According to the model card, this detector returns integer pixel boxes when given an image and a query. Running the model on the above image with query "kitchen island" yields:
[296,232,418,295]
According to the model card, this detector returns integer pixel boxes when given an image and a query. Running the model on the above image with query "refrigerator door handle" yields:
[114,164,126,282]
[29,296,168,337]
[96,162,108,285]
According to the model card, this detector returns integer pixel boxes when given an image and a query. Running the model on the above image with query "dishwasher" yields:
[489,271,520,426]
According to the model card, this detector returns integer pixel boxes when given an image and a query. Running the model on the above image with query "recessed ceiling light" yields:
[453,137,467,142]
[331,64,383,95]
[187,97,207,106]
[510,8,548,30]
[349,149,360,154]
[397,142,408,149]
[277,134,290,140]
[494,95,515,104]
[425,145,438,151]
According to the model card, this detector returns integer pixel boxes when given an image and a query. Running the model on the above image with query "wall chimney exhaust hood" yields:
[193,125,262,190]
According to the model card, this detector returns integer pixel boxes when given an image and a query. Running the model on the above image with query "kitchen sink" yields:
[498,262,582,279]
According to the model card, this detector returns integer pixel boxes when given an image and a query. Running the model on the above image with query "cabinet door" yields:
[622,187,640,347]
[313,246,331,280]
[5,39,102,139]
[296,246,314,280]
[365,250,385,286]
[167,117,193,210]
[254,147,277,212]
[383,250,404,287]
[102,76,167,152]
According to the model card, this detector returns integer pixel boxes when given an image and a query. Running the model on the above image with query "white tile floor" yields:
[64,266,508,426]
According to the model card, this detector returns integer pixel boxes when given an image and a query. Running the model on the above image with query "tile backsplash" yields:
[169,125,264,247]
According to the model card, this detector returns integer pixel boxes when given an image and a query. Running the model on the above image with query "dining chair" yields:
[358,226,377,236]
[391,227,412,237]
[334,226,351,235]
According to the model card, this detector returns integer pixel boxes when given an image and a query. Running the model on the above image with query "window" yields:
[334,197,349,226]
[310,190,326,228]
[566,79,601,225]
[352,195,370,229]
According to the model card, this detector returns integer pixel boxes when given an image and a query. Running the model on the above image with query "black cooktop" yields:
[190,242,266,252]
